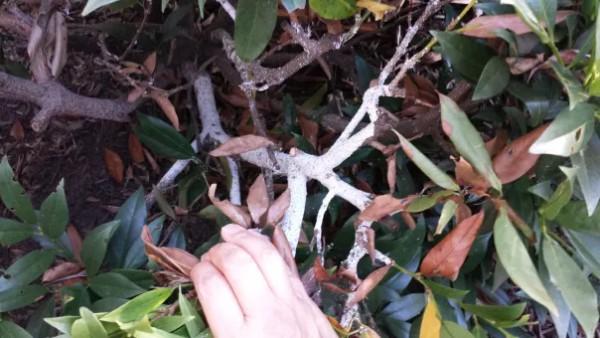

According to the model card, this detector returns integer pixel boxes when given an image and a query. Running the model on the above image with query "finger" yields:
[221,224,297,301]
[190,261,244,337]
[205,242,274,314]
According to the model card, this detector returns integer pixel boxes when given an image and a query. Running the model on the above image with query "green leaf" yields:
[308,0,357,19]
[551,62,589,110]
[0,250,55,292]
[282,0,306,12]
[108,188,148,268]
[500,0,550,42]
[460,303,526,322]
[529,103,596,157]
[234,0,278,61]
[0,156,36,224]
[555,201,600,234]
[44,316,79,334]
[421,280,469,299]
[565,230,600,279]
[472,57,510,100]
[134,114,195,160]
[396,132,459,191]
[152,315,192,332]
[102,288,173,323]
[440,94,502,191]
[134,327,182,338]
[0,284,47,312]
[586,1,600,95]
[526,0,557,35]
[82,0,121,16]
[89,272,146,299]
[441,321,475,338]
[178,287,205,336]
[571,135,600,215]
[435,200,458,235]
[493,209,557,315]
[81,220,120,277]
[539,166,576,220]
[78,307,108,338]
[540,260,571,338]
[0,321,33,338]
[0,218,35,246]
[433,32,494,82]
[543,235,599,338]
[25,297,55,338]
[39,179,69,239]
[406,191,454,213]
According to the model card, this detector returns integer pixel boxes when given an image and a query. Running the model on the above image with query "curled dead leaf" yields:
[266,188,290,226]
[42,261,82,283]
[347,264,392,306]
[128,133,145,164]
[492,124,548,184]
[208,184,252,228]
[298,115,319,149]
[358,194,413,223]
[141,226,200,276]
[462,11,574,38]
[143,51,157,74]
[420,210,484,280]
[104,148,125,184]
[247,175,269,224]
[209,135,274,157]
[150,91,180,130]
[484,130,508,158]
[454,157,489,195]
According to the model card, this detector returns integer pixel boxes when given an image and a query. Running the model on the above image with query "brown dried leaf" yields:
[358,194,412,223]
[150,91,180,130]
[10,119,24,141]
[452,197,472,224]
[67,225,83,264]
[104,148,124,184]
[127,86,145,103]
[492,124,548,184]
[347,265,392,306]
[386,152,397,193]
[484,130,508,157]
[247,175,269,224]
[144,148,160,173]
[143,51,157,74]
[209,135,274,157]
[313,259,331,282]
[27,23,43,58]
[271,225,299,279]
[266,189,290,226]
[141,225,199,276]
[462,11,574,38]
[298,115,319,149]
[506,56,544,75]
[454,157,489,194]
[128,133,145,164]
[42,261,82,283]
[208,184,252,228]
[420,211,484,280]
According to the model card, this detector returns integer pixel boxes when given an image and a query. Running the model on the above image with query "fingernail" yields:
[221,223,243,238]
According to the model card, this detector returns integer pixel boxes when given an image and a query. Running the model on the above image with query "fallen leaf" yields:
[356,0,395,20]
[266,189,291,226]
[358,194,413,223]
[150,91,180,130]
[128,133,145,164]
[454,157,490,194]
[143,51,157,74]
[298,115,319,149]
[420,210,484,280]
[104,148,124,184]
[462,11,574,38]
[492,124,548,184]
[42,261,82,283]
[141,225,199,276]
[208,184,252,228]
[10,119,24,141]
[347,264,392,306]
[247,175,270,224]
[67,225,83,264]
[209,135,274,157]
[271,225,299,278]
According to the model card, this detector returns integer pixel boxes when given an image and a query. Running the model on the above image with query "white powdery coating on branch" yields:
[281,167,307,254]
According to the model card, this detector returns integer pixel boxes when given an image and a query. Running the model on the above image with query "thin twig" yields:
[119,0,152,61]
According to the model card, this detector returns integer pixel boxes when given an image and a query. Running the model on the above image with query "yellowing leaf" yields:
[420,293,441,338]
[356,0,395,20]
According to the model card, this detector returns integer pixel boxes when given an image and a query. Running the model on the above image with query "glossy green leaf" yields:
[0,156,36,224]
[461,303,526,322]
[82,0,121,16]
[551,62,589,110]
[433,32,494,82]
[539,166,576,220]
[178,288,205,336]
[555,201,600,234]
[406,191,454,213]
[440,94,502,191]
[435,200,458,235]
[471,324,487,338]
[102,288,173,323]
[500,0,551,42]
[134,114,195,160]
[493,209,557,315]
[421,280,469,299]
[44,316,79,334]
[39,179,69,239]
[565,230,600,279]
[78,307,108,338]
[586,2,600,95]
[153,315,192,332]
[541,260,572,338]
[26,297,55,338]
[396,133,459,191]
[0,321,33,338]
[473,57,510,100]
[134,327,182,338]
[529,103,596,157]
[89,272,145,299]
[0,218,35,246]
[82,220,120,277]
[234,0,277,61]
[91,297,128,312]
[571,135,600,215]
[543,235,599,338]
[308,0,357,19]
[441,321,475,338]
[108,188,148,268]
[0,284,47,312]
[0,250,54,292]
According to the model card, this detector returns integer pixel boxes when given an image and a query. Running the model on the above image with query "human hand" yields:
[191,224,337,338]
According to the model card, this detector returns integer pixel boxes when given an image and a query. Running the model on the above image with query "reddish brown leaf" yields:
[271,225,299,279]
[150,91,180,130]
[247,175,269,224]
[128,133,145,164]
[141,225,199,276]
[347,265,392,306]
[358,194,413,223]
[208,184,252,228]
[484,130,508,157]
[104,148,124,184]
[10,119,24,141]
[451,196,472,224]
[420,211,485,280]
[143,51,157,74]
[454,157,489,194]
[67,225,83,264]
[313,259,331,282]
[209,135,274,157]
[492,124,548,184]
[386,152,397,193]
[298,115,319,149]
[462,11,574,38]
[506,56,544,75]
[42,261,82,283]
[266,189,290,226]
[127,86,145,103]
